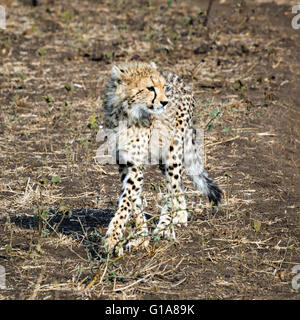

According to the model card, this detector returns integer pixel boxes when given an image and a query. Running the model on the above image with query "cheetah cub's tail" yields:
[184,128,222,206]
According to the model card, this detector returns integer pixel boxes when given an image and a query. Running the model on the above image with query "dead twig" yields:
[206,136,240,147]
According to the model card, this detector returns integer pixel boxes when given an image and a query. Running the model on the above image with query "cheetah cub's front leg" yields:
[104,163,149,255]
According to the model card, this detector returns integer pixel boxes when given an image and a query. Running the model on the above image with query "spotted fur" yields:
[102,61,222,255]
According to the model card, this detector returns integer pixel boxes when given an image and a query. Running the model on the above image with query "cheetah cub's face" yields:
[111,62,168,120]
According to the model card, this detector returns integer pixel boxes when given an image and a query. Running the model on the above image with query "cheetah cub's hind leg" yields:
[154,134,188,240]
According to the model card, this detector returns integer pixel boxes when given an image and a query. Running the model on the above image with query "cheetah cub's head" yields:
[110,61,168,120]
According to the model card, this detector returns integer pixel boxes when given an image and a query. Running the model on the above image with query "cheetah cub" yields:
[102,61,222,255]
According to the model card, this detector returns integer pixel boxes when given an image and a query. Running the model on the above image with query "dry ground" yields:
[0,0,299,299]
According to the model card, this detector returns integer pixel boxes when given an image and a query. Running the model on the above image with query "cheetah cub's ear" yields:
[111,65,125,81]
[149,61,157,70]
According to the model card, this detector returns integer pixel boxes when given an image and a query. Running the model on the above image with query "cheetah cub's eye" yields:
[147,86,155,92]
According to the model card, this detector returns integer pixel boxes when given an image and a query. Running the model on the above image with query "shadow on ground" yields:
[9,209,115,258]
[10,208,114,236]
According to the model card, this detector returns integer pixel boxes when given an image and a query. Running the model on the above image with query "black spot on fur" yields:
[127,178,134,185]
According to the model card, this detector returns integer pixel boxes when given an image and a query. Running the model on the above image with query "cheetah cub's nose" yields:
[160,101,168,107]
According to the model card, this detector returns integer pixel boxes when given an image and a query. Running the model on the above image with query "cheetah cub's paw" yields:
[103,235,124,256]
[153,224,177,241]
[125,237,150,252]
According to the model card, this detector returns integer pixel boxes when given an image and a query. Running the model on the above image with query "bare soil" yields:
[0,0,299,300]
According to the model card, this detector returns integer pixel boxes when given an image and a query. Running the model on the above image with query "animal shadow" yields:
[10,208,115,259]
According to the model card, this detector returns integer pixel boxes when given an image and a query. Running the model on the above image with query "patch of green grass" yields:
[51,175,61,184]
[62,11,72,22]
[36,48,46,56]
[42,95,55,105]
[87,114,97,129]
